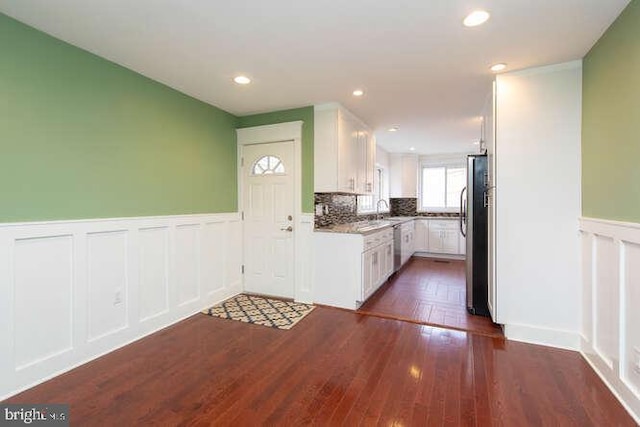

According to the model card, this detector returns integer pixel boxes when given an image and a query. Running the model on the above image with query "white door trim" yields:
[236,121,306,301]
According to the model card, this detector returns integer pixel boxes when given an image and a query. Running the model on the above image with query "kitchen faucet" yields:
[376,199,389,220]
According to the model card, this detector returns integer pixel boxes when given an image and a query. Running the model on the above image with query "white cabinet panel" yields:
[389,154,418,198]
[382,241,393,278]
[442,230,459,254]
[314,104,374,194]
[425,220,462,256]
[314,228,394,310]
[338,110,358,192]
[414,220,429,252]
[400,221,415,266]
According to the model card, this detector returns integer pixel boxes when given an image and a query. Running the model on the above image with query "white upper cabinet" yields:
[314,104,375,194]
[389,154,418,198]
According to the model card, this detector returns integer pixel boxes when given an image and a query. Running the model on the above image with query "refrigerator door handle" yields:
[459,186,467,237]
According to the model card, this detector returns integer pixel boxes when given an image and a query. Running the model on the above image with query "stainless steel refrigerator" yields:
[459,154,489,316]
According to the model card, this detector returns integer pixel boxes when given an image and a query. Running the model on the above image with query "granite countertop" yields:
[314,220,395,235]
[314,216,458,235]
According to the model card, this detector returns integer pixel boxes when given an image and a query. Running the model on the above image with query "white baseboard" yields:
[412,252,465,261]
[503,323,581,350]
[0,212,242,400]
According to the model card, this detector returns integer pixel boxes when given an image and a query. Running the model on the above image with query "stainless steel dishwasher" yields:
[393,224,402,272]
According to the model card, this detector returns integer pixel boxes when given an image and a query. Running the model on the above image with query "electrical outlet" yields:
[114,289,123,306]
[315,204,323,216]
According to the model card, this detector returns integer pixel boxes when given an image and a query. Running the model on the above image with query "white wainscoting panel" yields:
[87,231,128,342]
[0,213,242,400]
[175,224,200,307]
[580,217,640,423]
[201,221,226,302]
[623,241,640,398]
[139,227,169,322]
[13,235,74,371]
[594,235,618,369]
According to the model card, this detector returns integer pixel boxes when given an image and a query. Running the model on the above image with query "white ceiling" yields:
[0,0,630,154]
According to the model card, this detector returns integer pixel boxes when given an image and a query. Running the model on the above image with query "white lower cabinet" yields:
[414,220,429,252]
[362,240,394,300]
[415,219,465,257]
[400,221,415,266]
[314,228,394,310]
[428,221,459,254]
[362,248,376,299]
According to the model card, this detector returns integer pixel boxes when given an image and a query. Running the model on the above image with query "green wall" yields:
[0,13,238,222]
[582,0,640,222]
[238,107,314,213]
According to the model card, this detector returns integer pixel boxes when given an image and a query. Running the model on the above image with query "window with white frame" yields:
[252,155,285,175]
[358,167,389,213]
[419,161,466,211]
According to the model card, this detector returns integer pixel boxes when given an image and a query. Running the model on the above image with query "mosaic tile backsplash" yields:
[314,193,380,228]
[314,194,459,228]
[390,198,460,218]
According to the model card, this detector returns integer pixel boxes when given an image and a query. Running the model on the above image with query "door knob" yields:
[280,226,293,232]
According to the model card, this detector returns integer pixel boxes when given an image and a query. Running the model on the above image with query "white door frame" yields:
[236,121,305,301]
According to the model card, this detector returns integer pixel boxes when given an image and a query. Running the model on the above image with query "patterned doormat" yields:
[202,294,315,330]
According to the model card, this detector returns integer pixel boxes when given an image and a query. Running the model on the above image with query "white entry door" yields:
[241,141,295,298]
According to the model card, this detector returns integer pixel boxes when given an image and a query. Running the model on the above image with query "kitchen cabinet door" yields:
[414,220,429,251]
[401,230,414,265]
[441,229,459,254]
[427,220,462,254]
[428,226,444,253]
[338,111,359,192]
[459,232,466,255]
[383,241,394,278]
[362,249,374,299]
[314,104,374,194]
[362,130,375,194]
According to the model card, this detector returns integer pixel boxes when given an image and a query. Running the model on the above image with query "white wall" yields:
[580,218,640,423]
[0,213,242,399]
[495,61,582,349]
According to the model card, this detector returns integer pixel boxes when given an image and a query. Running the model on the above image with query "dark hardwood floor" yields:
[4,307,635,426]
[359,257,503,337]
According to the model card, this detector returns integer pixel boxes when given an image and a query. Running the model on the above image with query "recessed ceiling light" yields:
[387,126,399,132]
[233,75,251,85]
[463,10,490,27]
[352,89,364,97]
[409,147,415,151]
[490,63,507,72]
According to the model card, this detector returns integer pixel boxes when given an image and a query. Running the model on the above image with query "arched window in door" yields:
[252,155,285,175]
